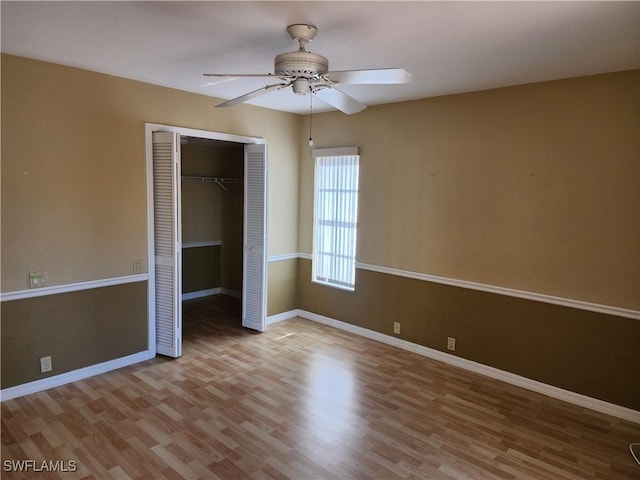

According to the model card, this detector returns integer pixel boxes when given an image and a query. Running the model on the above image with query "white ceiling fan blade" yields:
[204,73,282,78]
[314,87,367,115]
[326,68,413,85]
[200,77,242,88]
[216,83,289,108]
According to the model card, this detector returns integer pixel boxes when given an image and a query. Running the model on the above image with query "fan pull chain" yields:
[308,89,314,147]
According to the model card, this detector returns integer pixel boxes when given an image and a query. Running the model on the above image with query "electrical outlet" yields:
[133,259,142,273]
[393,322,401,335]
[40,356,52,373]
[447,337,456,351]
[29,271,48,288]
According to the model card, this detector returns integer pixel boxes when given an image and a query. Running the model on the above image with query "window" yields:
[312,147,360,291]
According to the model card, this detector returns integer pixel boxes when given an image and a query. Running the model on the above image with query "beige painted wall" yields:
[3,52,637,410]
[182,180,222,243]
[181,143,227,244]
[298,259,640,410]
[267,258,298,316]
[221,182,244,292]
[2,282,148,389]
[181,142,244,293]
[1,54,300,293]
[299,71,639,310]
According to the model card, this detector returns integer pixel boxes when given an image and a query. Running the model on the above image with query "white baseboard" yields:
[267,309,300,325]
[221,288,242,299]
[181,289,242,301]
[274,310,639,424]
[182,288,221,301]
[0,350,153,402]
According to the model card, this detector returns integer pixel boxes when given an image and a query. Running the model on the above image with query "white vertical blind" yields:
[312,149,360,290]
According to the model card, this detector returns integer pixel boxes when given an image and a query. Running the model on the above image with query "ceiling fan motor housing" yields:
[274,51,329,79]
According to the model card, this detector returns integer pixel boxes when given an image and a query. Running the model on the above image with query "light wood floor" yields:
[2,295,639,479]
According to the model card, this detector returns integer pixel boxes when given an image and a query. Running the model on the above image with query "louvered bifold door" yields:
[152,131,182,357]
[242,144,268,332]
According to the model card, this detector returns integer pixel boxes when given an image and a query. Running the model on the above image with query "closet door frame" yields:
[145,123,267,357]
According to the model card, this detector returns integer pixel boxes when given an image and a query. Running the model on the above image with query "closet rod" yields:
[181,175,242,184]
[181,175,242,194]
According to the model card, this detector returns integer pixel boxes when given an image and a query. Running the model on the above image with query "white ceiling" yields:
[1,1,638,115]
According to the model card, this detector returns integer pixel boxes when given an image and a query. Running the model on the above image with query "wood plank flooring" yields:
[2,295,639,479]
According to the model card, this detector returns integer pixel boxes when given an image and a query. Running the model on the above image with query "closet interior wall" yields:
[180,139,244,305]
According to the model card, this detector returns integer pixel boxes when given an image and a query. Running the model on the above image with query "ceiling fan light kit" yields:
[204,24,412,114]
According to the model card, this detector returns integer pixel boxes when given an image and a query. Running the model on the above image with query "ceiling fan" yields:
[204,24,412,114]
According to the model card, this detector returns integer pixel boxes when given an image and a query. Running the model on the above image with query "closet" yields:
[180,137,244,317]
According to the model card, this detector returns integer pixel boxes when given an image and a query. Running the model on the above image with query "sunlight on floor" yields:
[305,353,359,447]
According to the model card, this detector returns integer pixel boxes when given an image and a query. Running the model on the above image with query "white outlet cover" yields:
[40,356,52,373]
[29,271,48,288]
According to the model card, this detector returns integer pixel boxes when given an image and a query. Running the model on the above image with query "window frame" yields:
[311,147,360,291]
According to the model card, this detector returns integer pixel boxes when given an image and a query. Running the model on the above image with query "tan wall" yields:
[181,181,222,243]
[3,53,637,409]
[181,142,244,294]
[181,144,224,245]
[296,70,639,409]
[267,259,298,316]
[182,246,221,294]
[299,71,639,310]
[1,54,300,293]
[298,260,640,410]
[1,54,300,388]
[1,282,147,389]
